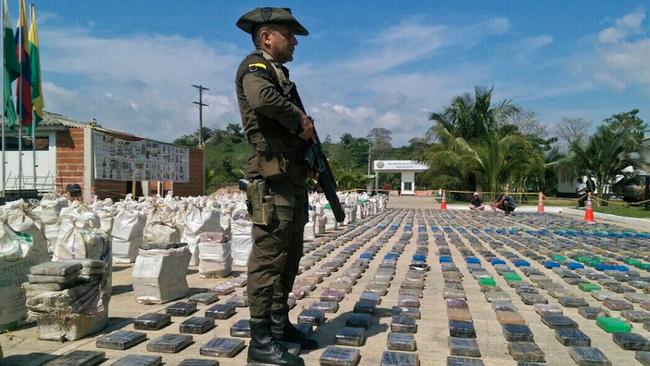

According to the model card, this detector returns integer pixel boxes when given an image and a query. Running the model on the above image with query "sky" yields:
[6,0,650,145]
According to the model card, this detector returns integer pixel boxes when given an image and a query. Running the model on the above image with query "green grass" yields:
[589,204,650,219]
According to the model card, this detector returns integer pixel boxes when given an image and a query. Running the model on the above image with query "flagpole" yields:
[30,4,34,191]
[1,0,5,198]
[17,1,22,196]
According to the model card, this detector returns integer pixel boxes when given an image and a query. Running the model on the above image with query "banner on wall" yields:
[93,130,190,182]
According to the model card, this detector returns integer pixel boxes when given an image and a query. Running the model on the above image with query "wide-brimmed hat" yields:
[236,7,309,36]
[473,192,479,196]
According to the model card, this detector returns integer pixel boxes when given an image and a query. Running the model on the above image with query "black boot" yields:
[248,317,305,365]
[270,307,318,350]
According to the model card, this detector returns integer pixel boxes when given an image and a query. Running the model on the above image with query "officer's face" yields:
[264,25,297,64]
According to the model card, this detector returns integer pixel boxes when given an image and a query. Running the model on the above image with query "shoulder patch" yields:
[248,63,268,72]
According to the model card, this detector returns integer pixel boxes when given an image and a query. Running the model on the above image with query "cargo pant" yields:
[247,178,308,319]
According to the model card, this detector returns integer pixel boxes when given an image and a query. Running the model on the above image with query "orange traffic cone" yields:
[584,193,595,223]
[440,190,447,210]
[537,192,544,213]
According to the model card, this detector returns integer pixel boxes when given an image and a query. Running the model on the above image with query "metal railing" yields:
[2,171,56,193]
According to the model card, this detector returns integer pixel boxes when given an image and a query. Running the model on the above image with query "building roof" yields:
[40,111,92,129]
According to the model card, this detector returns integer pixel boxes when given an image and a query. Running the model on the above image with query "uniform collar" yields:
[256,49,280,66]
[255,49,290,80]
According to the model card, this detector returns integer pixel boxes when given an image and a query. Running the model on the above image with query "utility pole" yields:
[191,84,209,196]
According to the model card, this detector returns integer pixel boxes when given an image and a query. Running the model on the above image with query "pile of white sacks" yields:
[0,197,111,339]
[0,190,386,332]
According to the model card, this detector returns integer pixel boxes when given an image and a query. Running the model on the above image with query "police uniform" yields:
[235,7,315,366]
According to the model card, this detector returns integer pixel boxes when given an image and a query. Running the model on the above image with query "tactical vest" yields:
[235,50,306,164]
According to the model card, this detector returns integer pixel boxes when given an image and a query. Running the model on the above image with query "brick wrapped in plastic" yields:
[229,319,251,338]
[180,317,215,334]
[319,345,361,366]
[133,244,191,304]
[569,346,612,366]
[146,334,193,353]
[111,355,162,366]
[44,350,105,366]
[448,337,481,357]
[205,304,236,319]
[335,326,366,347]
[199,337,246,358]
[96,330,147,350]
[134,313,171,331]
[380,351,419,366]
[166,301,197,316]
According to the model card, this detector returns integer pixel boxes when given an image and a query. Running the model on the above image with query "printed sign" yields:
[93,130,190,182]
[373,160,429,172]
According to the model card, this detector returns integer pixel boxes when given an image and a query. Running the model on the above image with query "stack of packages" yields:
[53,207,106,261]
[111,204,146,263]
[143,204,180,244]
[33,194,68,252]
[91,198,115,235]
[5,200,50,253]
[303,203,316,241]
[198,231,232,278]
[0,206,49,331]
[230,208,253,267]
[132,243,191,304]
[355,201,365,220]
[181,201,223,266]
[25,259,109,341]
[173,200,192,239]
[314,204,327,235]
[214,196,234,235]
[344,193,357,224]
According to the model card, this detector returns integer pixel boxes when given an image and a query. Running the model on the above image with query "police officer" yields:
[235,7,316,365]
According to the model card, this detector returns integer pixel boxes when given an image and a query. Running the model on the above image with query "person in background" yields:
[469,192,485,211]
[492,193,516,215]
[575,177,587,207]
[66,183,82,202]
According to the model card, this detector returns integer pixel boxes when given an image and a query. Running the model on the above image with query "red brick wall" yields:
[55,128,85,194]
[170,148,204,197]
[95,179,126,199]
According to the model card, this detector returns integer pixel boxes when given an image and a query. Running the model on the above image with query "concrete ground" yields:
[1,196,648,365]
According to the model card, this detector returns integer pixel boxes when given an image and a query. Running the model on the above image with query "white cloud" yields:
[590,10,650,89]
[525,35,553,50]
[335,17,511,76]
[598,9,645,43]
[37,15,518,146]
[40,26,243,141]
[316,103,376,121]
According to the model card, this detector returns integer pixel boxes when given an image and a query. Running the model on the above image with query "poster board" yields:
[93,130,190,182]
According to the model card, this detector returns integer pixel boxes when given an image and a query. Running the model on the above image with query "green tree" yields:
[174,127,214,147]
[429,86,519,143]
[224,123,244,143]
[367,127,393,161]
[425,86,528,193]
[425,127,538,195]
[603,109,647,143]
[562,123,642,202]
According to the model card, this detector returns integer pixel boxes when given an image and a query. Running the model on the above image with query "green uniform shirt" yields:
[236,51,307,180]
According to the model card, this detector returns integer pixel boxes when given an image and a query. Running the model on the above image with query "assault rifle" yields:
[284,82,345,223]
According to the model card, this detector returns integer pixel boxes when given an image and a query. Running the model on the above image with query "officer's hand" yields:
[298,115,315,142]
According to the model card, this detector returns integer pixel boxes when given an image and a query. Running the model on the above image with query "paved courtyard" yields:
[1,196,649,365]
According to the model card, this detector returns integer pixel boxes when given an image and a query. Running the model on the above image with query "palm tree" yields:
[426,128,539,197]
[425,86,526,193]
[562,124,642,202]
[429,86,519,143]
